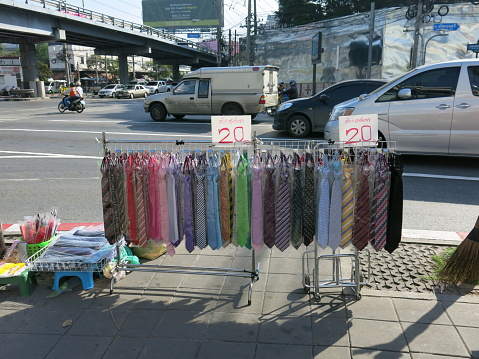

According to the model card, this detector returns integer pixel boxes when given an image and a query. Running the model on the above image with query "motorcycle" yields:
[58,95,85,113]
[265,93,288,117]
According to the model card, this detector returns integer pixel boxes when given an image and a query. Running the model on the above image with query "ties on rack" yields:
[100,143,403,255]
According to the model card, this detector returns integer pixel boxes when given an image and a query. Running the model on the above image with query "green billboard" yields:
[142,0,223,28]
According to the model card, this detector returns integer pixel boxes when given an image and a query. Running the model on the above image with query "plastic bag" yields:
[130,240,166,260]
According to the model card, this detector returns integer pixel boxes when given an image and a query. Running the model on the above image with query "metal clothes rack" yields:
[297,140,397,301]
[99,132,260,305]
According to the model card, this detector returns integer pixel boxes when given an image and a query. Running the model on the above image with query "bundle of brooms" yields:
[438,215,479,285]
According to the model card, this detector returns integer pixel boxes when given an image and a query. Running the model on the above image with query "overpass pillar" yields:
[172,63,180,82]
[118,55,129,84]
[19,43,40,92]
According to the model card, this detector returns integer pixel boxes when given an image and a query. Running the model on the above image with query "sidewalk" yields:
[1,226,478,359]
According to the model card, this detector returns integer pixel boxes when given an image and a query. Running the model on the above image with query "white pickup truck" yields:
[145,80,170,94]
[143,65,279,121]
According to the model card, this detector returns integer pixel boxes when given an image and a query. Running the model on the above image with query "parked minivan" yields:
[324,59,479,156]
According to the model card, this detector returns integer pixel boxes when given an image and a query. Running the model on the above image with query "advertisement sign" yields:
[338,114,378,144]
[142,0,223,29]
[211,116,251,144]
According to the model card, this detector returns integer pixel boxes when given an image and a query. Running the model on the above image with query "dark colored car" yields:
[273,79,387,137]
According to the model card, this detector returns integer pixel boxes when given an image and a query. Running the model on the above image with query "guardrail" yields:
[23,0,219,57]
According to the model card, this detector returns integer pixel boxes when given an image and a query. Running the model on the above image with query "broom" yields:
[438,215,479,285]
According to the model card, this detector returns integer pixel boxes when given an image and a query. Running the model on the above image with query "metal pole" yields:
[246,0,251,65]
[366,2,375,79]
[411,0,423,69]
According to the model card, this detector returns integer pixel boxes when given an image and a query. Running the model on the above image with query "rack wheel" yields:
[356,293,362,300]
[248,300,251,306]
[303,274,311,294]
[314,292,322,302]
[110,289,113,295]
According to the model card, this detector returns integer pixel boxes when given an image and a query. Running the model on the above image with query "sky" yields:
[64,0,278,36]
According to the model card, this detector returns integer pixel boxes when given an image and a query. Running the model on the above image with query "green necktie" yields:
[236,154,250,247]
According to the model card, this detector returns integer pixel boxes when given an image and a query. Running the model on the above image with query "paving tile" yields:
[101,336,148,359]
[215,289,264,314]
[193,253,234,267]
[198,340,256,359]
[111,270,155,291]
[88,289,142,309]
[311,317,349,347]
[258,315,312,346]
[345,296,398,321]
[256,343,313,359]
[147,271,187,289]
[222,273,266,292]
[393,298,452,325]
[270,245,307,259]
[15,307,83,335]
[180,273,226,290]
[67,308,130,336]
[167,288,220,312]
[41,289,99,309]
[261,291,311,316]
[402,322,469,357]
[352,348,412,358]
[139,337,201,359]
[0,333,10,345]
[1,333,61,359]
[0,308,38,333]
[309,292,347,318]
[443,302,479,327]
[153,310,212,339]
[349,318,408,352]
[44,335,113,359]
[456,326,479,357]
[268,257,303,274]
[205,312,260,342]
[410,353,470,359]
[265,273,305,294]
[314,345,351,358]
[117,309,165,337]
[134,288,176,310]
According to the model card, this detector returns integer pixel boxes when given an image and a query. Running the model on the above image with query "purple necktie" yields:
[352,152,372,251]
[372,153,390,251]
[291,154,303,249]
[183,156,195,252]
[263,156,276,248]
[251,156,264,250]
[274,154,291,251]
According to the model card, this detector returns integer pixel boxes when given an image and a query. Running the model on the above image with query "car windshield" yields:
[124,85,135,90]
[103,85,115,89]
[146,82,158,86]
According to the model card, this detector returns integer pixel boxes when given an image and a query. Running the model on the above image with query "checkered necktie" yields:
[291,154,303,249]
[183,157,195,252]
[328,163,342,250]
[195,158,207,249]
[302,154,316,246]
[316,163,330,249]
[251,158,264,251]
[274,155,291,251]
[263,164,276,248]
[372,153,390,251]
[352,153,372,251]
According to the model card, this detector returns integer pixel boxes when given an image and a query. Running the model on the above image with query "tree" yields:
[36,43,52,82]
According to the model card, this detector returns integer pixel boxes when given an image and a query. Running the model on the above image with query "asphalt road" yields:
[0,96,478,232]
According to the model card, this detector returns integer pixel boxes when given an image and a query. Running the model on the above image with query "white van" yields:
[143,65,279,121]
[44,79,67,94]
[324,59,479,156]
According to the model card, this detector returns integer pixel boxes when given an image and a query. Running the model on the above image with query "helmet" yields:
[289,79,296,86]
[76,82,81,86]
[69,82,75,87]
[280,81,284,85]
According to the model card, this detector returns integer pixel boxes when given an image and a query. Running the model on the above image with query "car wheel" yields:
[99,95,104,98]
[287,115,311,138]
[172,114,185,119]
[129,93,134,99]
[150,103,167,122]
[221,103,244,116]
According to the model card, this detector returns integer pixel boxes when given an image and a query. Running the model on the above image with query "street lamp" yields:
[423,33,449,65]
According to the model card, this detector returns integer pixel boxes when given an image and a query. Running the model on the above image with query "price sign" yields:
[211,115,252,144]
[338,114,378,144]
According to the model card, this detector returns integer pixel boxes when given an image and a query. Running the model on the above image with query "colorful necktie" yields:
[263,156,276,248]
[236,154,250,247]
[291,154,303,249]
[328,160,342,250]
[134,157,148,248]
[251,155,264,251]
[175,160,184,246]
[100,157,115,244]
[167,162,180,247]
[274,154,291,251]
[340,163,354,249]
[147,155,160,242]
[195,157,208,249]
[317,162,330,249]
[352,153,372,251]
[302,153,316,246]
[212,163,223,249]
[372,153,390,251]
[159,160,174,254]
[114,155,128,241]
[125,156,137,244]
[183,157,195,252]
[206,157,218,249]
[219,153,233,247]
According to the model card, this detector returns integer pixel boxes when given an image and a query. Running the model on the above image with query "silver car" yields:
[98,84,125,98]
[324,59,479,157]
[116,85,149,99]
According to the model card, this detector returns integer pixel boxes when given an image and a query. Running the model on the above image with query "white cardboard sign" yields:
[211,115,252,144]
[338,114,378,144]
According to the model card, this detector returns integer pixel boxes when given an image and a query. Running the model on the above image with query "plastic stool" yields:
[0,269,34,296]
[53,271,96,290]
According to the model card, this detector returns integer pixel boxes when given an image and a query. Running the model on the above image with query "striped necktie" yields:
[372,153,390,251]
[291,154,303,249]
[206,156,219,249]
[352,153,372,251]
[167,161,180,247]
[183,156,195,252]
[340,163,354,248]
[328,160,343,250]
[134,157,148,248]
[263,161,276,248]
[100,157,115,244]
[251,155,264,251]
[195,156,208,249]
[147,155,160,242]
[275,154,291,251]
[159,160,174,255]
[302,153,316,246]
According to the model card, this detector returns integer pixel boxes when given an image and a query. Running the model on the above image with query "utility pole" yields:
[366,2,375,79]
[411,0,423,69]
[246,0,251,65]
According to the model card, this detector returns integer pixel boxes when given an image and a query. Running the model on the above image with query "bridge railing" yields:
[24,0,219,56]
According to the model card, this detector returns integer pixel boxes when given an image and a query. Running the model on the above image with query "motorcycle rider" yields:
[63,82,84,109]
[280,79,298,102]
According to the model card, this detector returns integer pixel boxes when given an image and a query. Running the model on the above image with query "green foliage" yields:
[35,43,49,64]
[425,247,457,282]
[37,61,52,82]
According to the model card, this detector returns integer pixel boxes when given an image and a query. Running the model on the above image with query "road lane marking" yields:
[0,128,212,137]
[403,173,479,181]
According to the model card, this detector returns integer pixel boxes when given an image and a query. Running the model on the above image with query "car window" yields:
[125,85,135,89]
[326,84,365,103]
[198,80,209,98]
[175,80,196,94]
[467,66,479,96]
[146,82,157,86]
[377,67,460,102]
[104,85,115,89]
